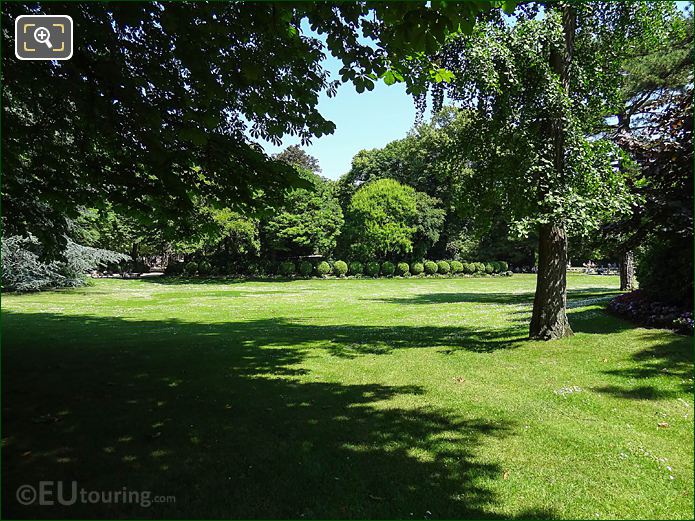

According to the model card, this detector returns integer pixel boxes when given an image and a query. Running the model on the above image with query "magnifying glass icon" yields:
[33,26,52,48]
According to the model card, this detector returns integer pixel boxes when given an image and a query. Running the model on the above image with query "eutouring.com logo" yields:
[16,482,176,508]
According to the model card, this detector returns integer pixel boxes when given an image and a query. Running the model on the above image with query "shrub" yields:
[279,261,296,276]
[349,261,364,276]
[397,262,410,276]
[462,262,475,274]
[366,261,380,277]
[608,290,693,335]
[299,260,313,276]
[498,261,509,272]
[316,261,331,276]
[637,234,693,306]
[184,261,198,274]
[474,262,486,274]
[450,260,463,274]
[437,260,451,274]
[484,263,495,274]
[381,261,395,276]
[410,262,424,275]
[333,260,348,277]
[198,260,212,275]
[424,260,438,275]
[165,261,184,276]
[1,235,128,292]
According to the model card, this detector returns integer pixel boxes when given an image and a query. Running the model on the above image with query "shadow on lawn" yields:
[2,311,553,519]
[593,331,693,400]
[369,288,621,307]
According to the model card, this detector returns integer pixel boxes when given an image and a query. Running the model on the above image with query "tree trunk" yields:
[619,250,634,291]
[529,4,575,340]
[530,224,573,339]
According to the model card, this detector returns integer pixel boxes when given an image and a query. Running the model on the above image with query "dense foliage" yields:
[2,235,128,292]
[263,170,344,258]
[3,1,506,255]
[344,179,418,261]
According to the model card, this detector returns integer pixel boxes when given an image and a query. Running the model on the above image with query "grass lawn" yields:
[1,273,693,519]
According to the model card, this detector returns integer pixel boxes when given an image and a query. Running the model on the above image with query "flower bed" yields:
[607,290,693,335]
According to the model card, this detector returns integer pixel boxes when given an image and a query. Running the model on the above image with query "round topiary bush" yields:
[450,260,463,274]
[349,261,364,276]
[198,260,212,275]
[381,261,395,276]
[299,260,313,276]
[424,260,438,275]
[474,262,486,274]
[485,262,495,274]
[366,261,381,277]
[316,261,331,276]
[462,262,474,274]
[498,261,509,272]
[397,262,410,276]
[333,260,348,277]
[184,261,198,275]
[366,261,380,277]
[279,261,296,276]
[437,260,451,274]
[410,262,424,275]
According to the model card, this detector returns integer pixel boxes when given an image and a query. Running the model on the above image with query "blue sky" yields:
[257,53,420,180]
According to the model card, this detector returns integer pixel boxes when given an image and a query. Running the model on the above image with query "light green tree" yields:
[345,179,418,261]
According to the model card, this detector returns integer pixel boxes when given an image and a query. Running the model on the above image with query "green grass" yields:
[2,274,692,519]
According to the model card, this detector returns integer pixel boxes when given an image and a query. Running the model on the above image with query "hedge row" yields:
[172,259,510,278]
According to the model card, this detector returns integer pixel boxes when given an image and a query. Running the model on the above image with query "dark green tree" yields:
[604,12,692,290]
[274,145,322,174]
[263,170,344,258]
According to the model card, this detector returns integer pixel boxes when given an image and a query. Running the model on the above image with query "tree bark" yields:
[530,224,573,339]
[619,250,634,291]
[529,4,575,340]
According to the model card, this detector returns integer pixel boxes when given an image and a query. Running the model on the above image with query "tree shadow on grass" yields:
[1,311,546,519]
[591,331,693,401]
[369,288,621,307]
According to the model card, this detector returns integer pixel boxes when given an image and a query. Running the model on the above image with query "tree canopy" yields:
[2,1,506,255]
[263,170,344,257]
[345,179,419,261]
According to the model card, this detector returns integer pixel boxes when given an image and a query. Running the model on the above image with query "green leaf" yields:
[383,70,396,86]
[502,1,516,15]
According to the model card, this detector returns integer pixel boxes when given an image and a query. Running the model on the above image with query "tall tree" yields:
[407,2,677,339]
[603,11,692,290]
[530,4,576,339]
